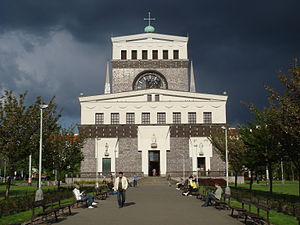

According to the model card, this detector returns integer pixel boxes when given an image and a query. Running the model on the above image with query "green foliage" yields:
[209,128,246,187]
[43,127,85,186]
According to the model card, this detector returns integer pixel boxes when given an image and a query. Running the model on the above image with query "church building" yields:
[78,14,227,177]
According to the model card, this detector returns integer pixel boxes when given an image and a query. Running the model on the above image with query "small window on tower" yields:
[142,113,151,124]
[152,50,158,59]
[147,94,152,102]
[111,113,120,124]
[131,50,137,60]
[95,113,104,124]
[142,50,148,60]
[121,50,127,60]
[163,50,168,59]
[157,112,166,124]
[155,94,160,102]
[173,50,179,59]
[203,112,212,124]
[188,112,197,124]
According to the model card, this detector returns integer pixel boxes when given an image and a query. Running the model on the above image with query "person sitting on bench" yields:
[202,183,223,207]
[73,184,97,208]
[182,176,198,196]
[176,178,185,190]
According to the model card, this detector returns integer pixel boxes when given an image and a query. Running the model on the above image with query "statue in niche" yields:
[151,133,157,148]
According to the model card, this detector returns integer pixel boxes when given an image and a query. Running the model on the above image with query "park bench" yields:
[31,199,61,223]
[229,198,247,218]
[72,192,88,208]
[50,196,73,216]
[242,201,270,225]
[214,194,231,210]
[94,188,108,200]
[230,198,270,225]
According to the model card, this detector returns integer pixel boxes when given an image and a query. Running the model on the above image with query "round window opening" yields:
[133,71,168,90]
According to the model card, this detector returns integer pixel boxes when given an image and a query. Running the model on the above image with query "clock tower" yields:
[110,15,194,94]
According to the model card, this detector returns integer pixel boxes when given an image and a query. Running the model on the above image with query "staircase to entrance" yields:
[139,176,170,185]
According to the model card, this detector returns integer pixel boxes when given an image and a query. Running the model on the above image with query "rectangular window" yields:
[157,112,166,124]
[188,112,197,124]
[111,113,119,124]
[155,94,160,102]
[163,50,168,59]
[141,113,150,124]
[147,94,152,102]
[95,113,104,124]
[173,112,181,124]
[121,50,127,60]
[203,112,212,124]
[131,50,137,60]
[152,50,158,59]
[173,50,179,59]
[126,113,135,124]
[142,50,148,59]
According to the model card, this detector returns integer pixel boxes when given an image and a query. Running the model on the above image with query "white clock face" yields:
[134,72,167,90]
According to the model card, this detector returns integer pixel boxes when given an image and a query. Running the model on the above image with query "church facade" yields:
[78,23,227,177]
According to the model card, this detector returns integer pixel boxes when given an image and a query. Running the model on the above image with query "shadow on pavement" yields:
[124,202,136,207]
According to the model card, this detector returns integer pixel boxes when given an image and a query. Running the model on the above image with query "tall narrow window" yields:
[203,112,212,124]
[157,112,166,124]
[142,50,148,59]
[141,113,150,124]
[163,50,168,59]
[188,112,197,124]
[95,113,104,124]
[152,50,158,59]
[173,112,181,124]
[147,94,152,102]
[126,113,135,124]
[173,50,179,59]
[131,50,137,60]
[155,94,160,102]
[111,113,119,124]
[121,50,127,60]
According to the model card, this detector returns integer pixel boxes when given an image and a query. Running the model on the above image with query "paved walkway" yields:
[58,184,241,225]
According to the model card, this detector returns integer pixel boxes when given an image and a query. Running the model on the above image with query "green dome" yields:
[144,25,155,33]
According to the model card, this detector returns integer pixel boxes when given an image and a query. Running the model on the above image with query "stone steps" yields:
[138,177,168,185]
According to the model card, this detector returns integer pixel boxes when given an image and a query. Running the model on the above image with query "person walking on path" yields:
[133,174,138,187]
[114,172,128,208]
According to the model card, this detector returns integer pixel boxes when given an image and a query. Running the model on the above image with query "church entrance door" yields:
[102,158,111,176]
[148,151,160,176]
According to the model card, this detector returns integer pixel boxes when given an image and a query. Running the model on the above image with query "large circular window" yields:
[133,71,168,90]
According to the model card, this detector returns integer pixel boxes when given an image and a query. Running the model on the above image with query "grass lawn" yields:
[229,200,298,225]
[0,184,59,199]
[235,180,299,196]
[200,181,300,225]
[0,197,74,225]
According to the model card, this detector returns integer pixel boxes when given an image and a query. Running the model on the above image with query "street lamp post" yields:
[35,104,48,201]
[221,126,231,195]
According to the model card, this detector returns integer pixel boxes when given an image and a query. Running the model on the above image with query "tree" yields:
[239,107,282,193]
[209,128,246,188]
[265,57,300,195]
[43,127,84,188]
[0,91,60,198]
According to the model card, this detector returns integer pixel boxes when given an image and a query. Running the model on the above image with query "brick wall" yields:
[116,138,142,173]
[80,138,96,172]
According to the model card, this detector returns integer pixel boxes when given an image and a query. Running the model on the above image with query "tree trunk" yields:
[269,164,273,194]
[234,171,238,188]
[5,175,11,199]
[249,171,253,191]
[298,168,300,197]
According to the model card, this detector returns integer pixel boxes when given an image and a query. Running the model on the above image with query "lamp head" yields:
[40,104,48,109]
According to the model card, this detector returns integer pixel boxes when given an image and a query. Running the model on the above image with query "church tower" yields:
[78,13,227,177]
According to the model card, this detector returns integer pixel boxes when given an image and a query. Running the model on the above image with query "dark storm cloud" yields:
[0,0,299,126]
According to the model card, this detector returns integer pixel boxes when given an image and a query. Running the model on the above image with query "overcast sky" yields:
[0,0,299,127]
